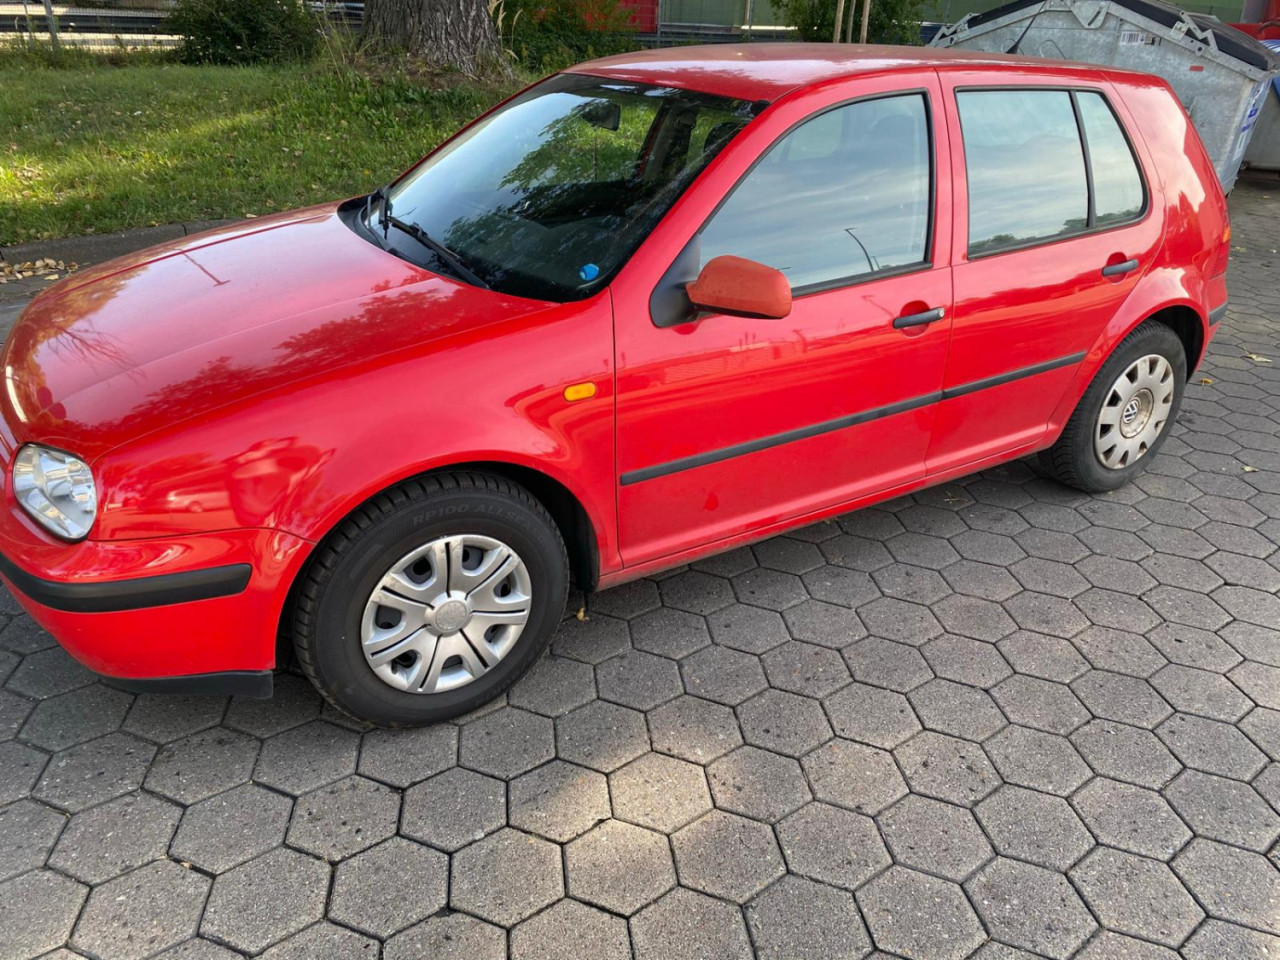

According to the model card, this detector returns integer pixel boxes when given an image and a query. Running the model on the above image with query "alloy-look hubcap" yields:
[1095,354,1175,470]
[360,534,532,694]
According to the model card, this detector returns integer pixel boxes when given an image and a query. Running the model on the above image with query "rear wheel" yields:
[1045,322,1186,493]
[293,472,568,726]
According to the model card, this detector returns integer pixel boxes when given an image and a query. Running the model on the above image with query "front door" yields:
[612,77,955,567]
[927,77,1163,474]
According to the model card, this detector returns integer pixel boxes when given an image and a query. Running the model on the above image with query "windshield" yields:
[379,74,760,301]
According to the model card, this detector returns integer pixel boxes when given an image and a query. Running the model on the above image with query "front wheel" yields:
[1044,321,1186,493]
[293,472,569,726]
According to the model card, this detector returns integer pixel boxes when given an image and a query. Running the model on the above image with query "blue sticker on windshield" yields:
[578,263,600,282]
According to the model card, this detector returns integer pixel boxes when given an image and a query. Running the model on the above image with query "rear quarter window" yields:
[1075,91,1145,225]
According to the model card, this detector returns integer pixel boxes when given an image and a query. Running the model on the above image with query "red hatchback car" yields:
[0,46,1229,725]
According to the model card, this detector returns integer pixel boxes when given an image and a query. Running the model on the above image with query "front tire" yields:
[293,472,569,726]
[1045,321,1186,493]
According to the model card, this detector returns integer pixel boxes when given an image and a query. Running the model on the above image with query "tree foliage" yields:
[170,0,319,65]
[769,0,923,44]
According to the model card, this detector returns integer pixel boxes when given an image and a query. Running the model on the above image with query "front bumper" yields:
[0,522,311,689]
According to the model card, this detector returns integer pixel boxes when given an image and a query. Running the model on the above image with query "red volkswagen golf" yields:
[0,46,1229,725]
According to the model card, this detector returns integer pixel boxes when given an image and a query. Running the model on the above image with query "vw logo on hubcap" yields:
[1122,398,1141,425]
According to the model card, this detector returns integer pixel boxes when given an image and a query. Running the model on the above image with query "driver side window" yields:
[699,93,933,290]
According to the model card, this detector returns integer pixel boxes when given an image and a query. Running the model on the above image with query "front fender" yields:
[90,296,619,572]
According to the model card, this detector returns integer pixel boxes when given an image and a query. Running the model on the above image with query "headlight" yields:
[12,444,98,541]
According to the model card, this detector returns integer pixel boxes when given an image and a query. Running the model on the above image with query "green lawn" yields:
[0,63,517,245]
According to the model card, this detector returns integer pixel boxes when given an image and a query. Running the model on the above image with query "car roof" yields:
[568,43,1128,102]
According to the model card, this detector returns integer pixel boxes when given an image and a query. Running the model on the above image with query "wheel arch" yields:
[1145,303,1205,376]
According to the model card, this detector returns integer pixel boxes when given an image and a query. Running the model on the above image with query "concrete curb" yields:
[0,219,238,268]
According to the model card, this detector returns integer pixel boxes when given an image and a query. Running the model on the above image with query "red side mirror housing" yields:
[686,255,792,320]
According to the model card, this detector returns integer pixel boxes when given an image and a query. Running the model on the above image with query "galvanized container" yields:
[930,0,1280,191]
[1243,40,1280,170]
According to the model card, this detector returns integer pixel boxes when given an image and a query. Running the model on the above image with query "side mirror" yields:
[686,255,792,320]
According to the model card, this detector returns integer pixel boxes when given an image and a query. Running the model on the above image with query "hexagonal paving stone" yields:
[761,641,850,698]
[1157,712,1267,780]
[998,630,1089,683]
[1072,778,1191,860]
[555,700,649,772]
[754,536,825,574]
[591,578,661,619]
[858,598,944,646]
[1005,591,1089,638]
[966,858,1097,959]
[152,938,243,959]
[144,727,260,806]
[72,860,210,960]
[843,637,932,692]
[803,563,882,606]
[171,783,293,873]
[35,733,153,812]
[0,869,87,960]
[19,683,133,752]
[1074,931,1179,960]
[258,923,378,960]
[122,695,226,744]
[857,865,985,960]
[1071,847,1204,948]
[678,644,767,705]
[450,828,563,926]
[384,914,505,960]
[5,647,94,700]
[895,731,999,807]
[1072,671,1172,729]
[253,721,360,797]
[777,802,889,891]
[610,751,710,832]
[511,899,630,960]
[986,725,1091,797]
[909,678,1006,741]
[659,571,735,615]
[1232,661,1280,711]
[673,809,784,903]
[401,767,505,852]
[782,600,866,648]
[0,799,64,883]
[802,738,905,815]
[1070,626,1167,678]
[923,634,1013,689]
[552,611,631,663]
[976,786,1093,871]
[201,848,329,955]
[1150,623,1243,672]
[595,650,682,711]
[877,794,992,882]
[732,567,807,611]
[630,607,711,660]
[706,604,790,654]
[707,745,810,823]
[630,888,753,960]
[565,819,675,916]
[991,675,1089,734]
[357,722,458,787]
[509,759,610,841]
[1181,920,1280,960]
[458,706,555,779]
[48,791,180,883]
[747,875,870,960]
[224,674,321,737]
[286,775,399,860]
[647,694,742,764]
[329,837,447,938]
[1070,719,1182,789]
[873,563,951,605]
[824,682,921,749]
[1165,769,1280,851]
[737,688,832,757]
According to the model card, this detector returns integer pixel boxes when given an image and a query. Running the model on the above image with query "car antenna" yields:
[1007,0,1049,54]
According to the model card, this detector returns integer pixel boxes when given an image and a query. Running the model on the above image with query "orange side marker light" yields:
[563,381,597,402]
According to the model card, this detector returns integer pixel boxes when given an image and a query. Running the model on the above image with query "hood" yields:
[2,204,555,461]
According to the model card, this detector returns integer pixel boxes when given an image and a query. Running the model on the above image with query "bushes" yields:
[769,0,923,44]
[502,0,640,72]
[170,0,320,65]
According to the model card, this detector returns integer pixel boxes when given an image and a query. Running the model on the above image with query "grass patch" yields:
[0,62,519,244]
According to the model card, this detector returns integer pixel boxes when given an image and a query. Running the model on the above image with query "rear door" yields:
[928,75,1162,474]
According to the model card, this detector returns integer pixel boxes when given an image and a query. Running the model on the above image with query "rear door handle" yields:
[1101,258,1139,277]
[893,307,946,329]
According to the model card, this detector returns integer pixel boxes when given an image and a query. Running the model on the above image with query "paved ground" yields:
[0,180,1278,960]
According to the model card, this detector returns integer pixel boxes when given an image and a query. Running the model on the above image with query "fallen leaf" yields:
[1198,377,1214,385]
[1243,465,1259,473]
[1245,354,1273,364]
[575,607,588,621]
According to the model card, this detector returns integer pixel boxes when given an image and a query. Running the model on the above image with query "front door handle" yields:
[1101,258,1139,277]
[893,306,946,329]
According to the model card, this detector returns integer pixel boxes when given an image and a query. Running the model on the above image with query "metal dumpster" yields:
[929,0,1280,191]
[1243,40,1280,170]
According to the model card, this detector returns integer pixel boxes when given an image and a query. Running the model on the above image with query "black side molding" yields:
[0,554,252,614]
[1209,301,1228,327]
[105,670,273,700]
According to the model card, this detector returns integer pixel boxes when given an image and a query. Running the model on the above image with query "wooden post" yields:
[41,0,60,52]
[832,0,846,42]
[858,0,871,43]
[844,0,854,42]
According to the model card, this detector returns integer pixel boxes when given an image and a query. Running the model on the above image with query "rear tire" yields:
[1045,322,1186,493]
[293,472,569,727]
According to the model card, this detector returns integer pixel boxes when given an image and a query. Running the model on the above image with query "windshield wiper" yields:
[380,195,490,290]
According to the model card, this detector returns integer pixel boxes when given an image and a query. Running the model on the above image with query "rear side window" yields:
[698,93,932,290]
[957,88,1146,257]
[957,90,1088,255]
[1076,91,1145,225]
